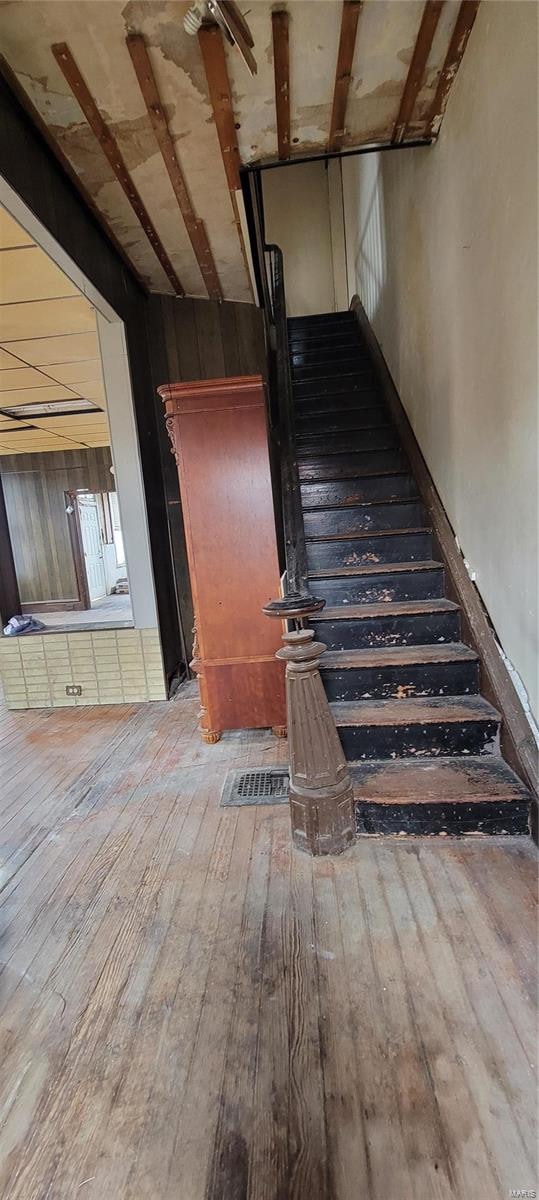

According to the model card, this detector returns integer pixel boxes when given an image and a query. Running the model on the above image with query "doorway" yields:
[78,493,106,602]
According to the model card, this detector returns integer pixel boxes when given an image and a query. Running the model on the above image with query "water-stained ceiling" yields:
[0,1,479,302]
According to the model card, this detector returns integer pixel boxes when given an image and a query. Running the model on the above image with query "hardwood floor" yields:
[0,691,536,1199]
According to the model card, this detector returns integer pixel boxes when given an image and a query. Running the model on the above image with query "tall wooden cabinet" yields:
[159,375,285,742]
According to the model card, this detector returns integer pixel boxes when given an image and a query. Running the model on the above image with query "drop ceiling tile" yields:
[0,296,96,342]
[44,359,102,385]
[0,385,76,407]
[0,247,80,304]
[0,367,55,392]
[30,416,109,433]
[0,209,34,249]
[2,331,99,365]
[79,380,105,402]
[0,348,23,370]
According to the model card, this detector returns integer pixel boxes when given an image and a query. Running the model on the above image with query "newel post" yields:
[264,595,355,856]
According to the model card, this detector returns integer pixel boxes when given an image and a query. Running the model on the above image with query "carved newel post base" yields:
[277,628,355,855]
[264,595,355,855]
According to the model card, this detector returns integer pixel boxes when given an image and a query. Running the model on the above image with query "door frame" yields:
[65,490,91,610]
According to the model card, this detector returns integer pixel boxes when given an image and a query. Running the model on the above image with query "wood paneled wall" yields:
[1,447,113,605]
[147,296,266,658]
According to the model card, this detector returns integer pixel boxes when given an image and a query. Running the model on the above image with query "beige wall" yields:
[263,160,337,317]
[341,0,538,719]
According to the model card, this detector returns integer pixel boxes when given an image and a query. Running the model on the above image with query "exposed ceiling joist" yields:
[328,0,363,152]
[197,23,253,298]
[392,0,445,144]
[0,54,147,292]
[51,42,184,297]
[271,11,290,161]
[198,24,241,192]
[426,0,480,137]
[126,34,222,302]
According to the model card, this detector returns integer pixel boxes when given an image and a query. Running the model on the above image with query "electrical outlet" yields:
[66,684,82,696]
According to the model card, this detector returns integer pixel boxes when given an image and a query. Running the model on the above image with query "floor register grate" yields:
[220,767,290,807]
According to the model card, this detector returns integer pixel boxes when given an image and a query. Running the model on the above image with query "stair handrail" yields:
[262,242,323,617]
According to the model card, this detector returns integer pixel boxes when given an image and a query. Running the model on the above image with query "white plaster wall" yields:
[262,160,336,317]
[341,0,538,717]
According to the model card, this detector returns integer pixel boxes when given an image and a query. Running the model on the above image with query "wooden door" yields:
[77,493,106,602]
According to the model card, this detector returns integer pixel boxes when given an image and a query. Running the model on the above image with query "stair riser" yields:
[321,658,479,701]
[288,314,356,329]
[355,800,529,836]
[299,449,407,481]
[289,331,360,349]
[296,408,390,436]
[291,349,369,367]
[311,568,445,605]
[295,392,383,415]
[312,609,460,650]
[298,429,400,457]
[302,476,417,505]
[294,376,377,399]
[293,368,376,388]
[338,718,499,761]
[304,501,427,538]
[307,532,432,570]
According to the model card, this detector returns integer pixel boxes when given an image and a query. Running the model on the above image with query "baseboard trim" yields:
[20,599,86,614]
[351,294,538,821]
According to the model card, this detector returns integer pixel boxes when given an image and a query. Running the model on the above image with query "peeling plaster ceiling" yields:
[0,1,467,301]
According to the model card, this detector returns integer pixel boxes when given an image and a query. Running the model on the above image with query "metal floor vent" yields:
[220,767,289,807]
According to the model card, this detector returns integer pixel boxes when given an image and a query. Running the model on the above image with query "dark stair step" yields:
[291,351,368,370]
[304,499,427,539]
[298,428,400,457]
[331,695,500,760]
[299,449,407,482]
[294,391,383,415]
[321,642,478,701]
[296,407,390,436]
[306,528,432,570]
[288,329,361,349]
[309,560,445,604]
[351,757,530,835]
[293,375,378,400]
[311,598,460,650]
[301,474,418,507]
[288,311,355,329]
[292,362,375,385]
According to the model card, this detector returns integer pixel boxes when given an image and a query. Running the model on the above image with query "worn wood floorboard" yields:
[0,696,536,1200]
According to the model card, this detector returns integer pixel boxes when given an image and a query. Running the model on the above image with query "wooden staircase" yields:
[289,310,531,836]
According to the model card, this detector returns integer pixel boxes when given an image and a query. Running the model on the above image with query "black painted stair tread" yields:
[299,453,407,481]
[306,525,430,542]
[315,599,459,622]
[296,410,391,434]
[350,756,530,804]
[309,559,443,578]
[323,643,477,670]
[301,474,417,506]
[297,431,399,456]
[351,758,530,835]
[330,694,499,727]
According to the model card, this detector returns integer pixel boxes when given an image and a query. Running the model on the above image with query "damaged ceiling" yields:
[0,1,478,301]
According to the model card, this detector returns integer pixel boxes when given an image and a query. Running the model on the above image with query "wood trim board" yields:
[328,1,363,152]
